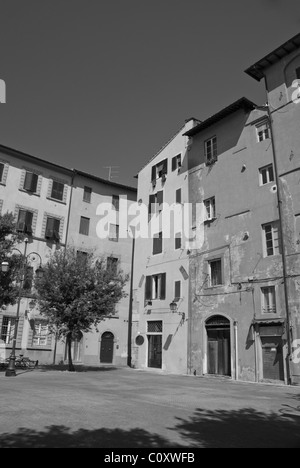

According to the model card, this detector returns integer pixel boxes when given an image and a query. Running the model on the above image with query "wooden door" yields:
[148,335,162,368]
[100,332,114,364]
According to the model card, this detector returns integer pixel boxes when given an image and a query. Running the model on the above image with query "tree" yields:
[0,212,24,308]
[35,248,129,371]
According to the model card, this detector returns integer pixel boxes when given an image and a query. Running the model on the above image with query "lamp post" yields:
[1,239,43,377]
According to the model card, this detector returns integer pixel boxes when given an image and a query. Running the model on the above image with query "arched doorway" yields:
[206,315,231,376]
[100,332,114,364]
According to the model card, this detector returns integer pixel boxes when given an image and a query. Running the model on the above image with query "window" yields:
[32,321,49,346]
[16,210,33,235]
[109,224,119,242]
[259,164,275,185]
[204,197,216,221]
[112,195,120,211]
[209,259,223,286]
[175,232,182,250]
[151,159,168,183]
[176,189,182,204]
[147,321,163,333]
[172,154,182,171]
[256,121,270,142]
[1,317,16,344]
[83,186,92,203]
[153,232,163,255]
[0,163,4,182]
[263,222,281,257]
[145,273,166,301]
[205,137,217,164]
[174,281,181,302]
[23,171,38,193]
[107,257,119,275]
[79,216,90,236]
[51,181,64,201]
[23,266,34,292]
[149,191,163,218]
[45,217,60,242]
[261,286,276,314]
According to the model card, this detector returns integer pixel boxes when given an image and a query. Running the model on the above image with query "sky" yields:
[0,0,300,188]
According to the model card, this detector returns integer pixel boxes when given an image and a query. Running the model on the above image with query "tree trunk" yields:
[67,334,75,372]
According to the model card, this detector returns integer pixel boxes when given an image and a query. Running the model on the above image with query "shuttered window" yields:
[83,186,92,203]
[263,222,281,257]
[151,159,168,182]
[17,210,33,235]
[51,181,64,201]
[1,317,16,344]
[172,154,182,171]
[45,217,60,242]
[79,217,90,236]
[145,273,166,301]
[153,232,163,255]
[24,172,38,192]
[175,232,182,250]
[209,259,223,286]
[174,281,181,302]
[32,321,49,347]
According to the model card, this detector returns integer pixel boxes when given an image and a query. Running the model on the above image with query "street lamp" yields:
[1,239,43,377]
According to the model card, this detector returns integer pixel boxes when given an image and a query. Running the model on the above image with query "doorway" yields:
[206,315,231,376]
[148,335,162,369]
[100,332,114,364]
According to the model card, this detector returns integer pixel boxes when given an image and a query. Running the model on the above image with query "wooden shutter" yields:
[172,156,177,171]
[47,179,53,198]
[149,194,155,216]
[174,281,181,301]
[151,165,156,183]
[53,218,61,242]
[145,276,152,301]
[24,172,38,192]
[157,190,163,209]
[25,211,33,235]
[153,232,162,255]
[2,163,9,185]
[175,233,182,250]
[63,184,68,204]
[162,159,168,175]
[160,273,166,300]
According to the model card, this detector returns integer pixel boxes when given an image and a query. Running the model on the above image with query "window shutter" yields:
[153,232,162,255]
[157,190,163,208]
[32,211,38,236]
[162,159,168,175]
[176,189,181,204]
[145,276,152,301]
[53,218,61,242]
[174,281,181,301]
[160,273,166,300]
[151,166,156,182]
[175,233,182,250]
[149,194,155,216]
[172,156,177,171]
[25,211,33,235]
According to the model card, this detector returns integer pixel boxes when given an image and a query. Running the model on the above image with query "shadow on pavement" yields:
[0,426,175,448]
[1,408,300,448]
[37,364,119,373]
[172,407,300,448]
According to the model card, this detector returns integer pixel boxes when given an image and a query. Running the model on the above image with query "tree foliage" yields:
[0,212,24,307]
[35,248,129,370]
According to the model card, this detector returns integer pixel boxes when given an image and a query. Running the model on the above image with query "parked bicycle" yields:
[0,354,38,370]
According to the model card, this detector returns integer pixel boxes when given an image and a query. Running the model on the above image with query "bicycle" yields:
[15,355,39,369]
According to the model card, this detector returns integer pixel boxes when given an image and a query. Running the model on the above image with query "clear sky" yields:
[0,0,300,187]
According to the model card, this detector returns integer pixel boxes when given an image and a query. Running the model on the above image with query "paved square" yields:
[0,367,299,448]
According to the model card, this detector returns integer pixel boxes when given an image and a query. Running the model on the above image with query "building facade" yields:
[186,98,291,384]
[0,145,137,367]
[246,32,300,385]
[132,119,199,374]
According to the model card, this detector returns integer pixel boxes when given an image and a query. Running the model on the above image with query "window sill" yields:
[26,347,52,351]
[19,189,40,197]
[46,197,66,205]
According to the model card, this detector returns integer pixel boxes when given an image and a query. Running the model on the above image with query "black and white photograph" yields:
[0,0,300,451]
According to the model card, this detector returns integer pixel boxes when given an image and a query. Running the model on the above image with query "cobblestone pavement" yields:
[0,367,299,448]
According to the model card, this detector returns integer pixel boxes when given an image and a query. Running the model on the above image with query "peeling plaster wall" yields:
[188,108,289,383]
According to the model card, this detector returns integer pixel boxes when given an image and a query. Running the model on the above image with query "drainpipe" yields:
[258,92,293,385]
[127,227,136,367]
[234,321,239,380]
